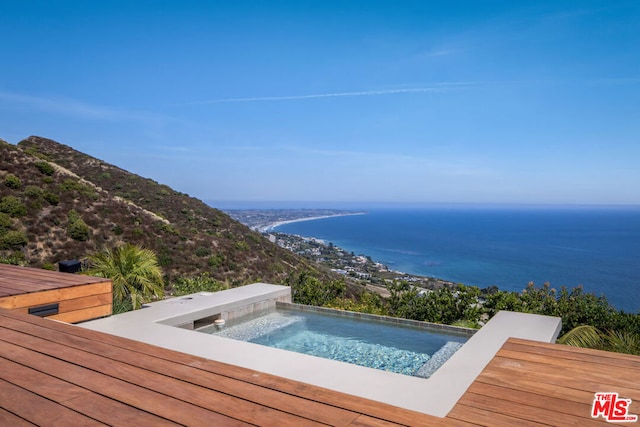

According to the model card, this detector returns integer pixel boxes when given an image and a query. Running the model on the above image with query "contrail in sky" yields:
[185,84,473,105]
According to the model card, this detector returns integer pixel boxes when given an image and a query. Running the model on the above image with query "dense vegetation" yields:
[284,271,640,354]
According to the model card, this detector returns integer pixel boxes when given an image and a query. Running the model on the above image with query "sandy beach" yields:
[261,212,365,233]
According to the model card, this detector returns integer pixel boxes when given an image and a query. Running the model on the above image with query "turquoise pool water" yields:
[199,307,469,378]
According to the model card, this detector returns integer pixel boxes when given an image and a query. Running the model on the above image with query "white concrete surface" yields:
[425,310,563,416]
[81,284,562,417]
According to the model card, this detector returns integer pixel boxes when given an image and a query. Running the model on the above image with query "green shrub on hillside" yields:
[283,271,346,306]
[0,230,28,249]
[42,263,56,271]
[58,179,98,199]
[23,185,43,198]
[0,213,12,230]
[235,241,250,251]
[4,174,22,189]
[207,254,224,268]
[482,283,618,334]
[0,196,27,217]
[157,248,172,267]
[0,252,26,265]
[195,246,211,257]
[67,210,90,241]
[172,273,226,296]
[67,209,80,223]
[34,161,55,176]
[42,191,59,205]
[387,283,482,325]
[68,219,90,241]
[327,291,388,315]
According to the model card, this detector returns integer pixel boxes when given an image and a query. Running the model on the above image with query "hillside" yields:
[0,136,326,287]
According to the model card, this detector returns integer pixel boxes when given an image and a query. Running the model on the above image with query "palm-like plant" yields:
[606,330,640,355]
[557,325,604,349]
[87,243,164,310]
[558,325,640,355]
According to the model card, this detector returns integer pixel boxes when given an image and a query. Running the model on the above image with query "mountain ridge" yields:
[0,135,326,286]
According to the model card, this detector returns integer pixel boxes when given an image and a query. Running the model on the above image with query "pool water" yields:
[199,307,468,378]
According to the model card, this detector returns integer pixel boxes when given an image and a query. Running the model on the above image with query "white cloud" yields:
[418,48,461,58]
[0,91,121,120]
[184,84,474,105]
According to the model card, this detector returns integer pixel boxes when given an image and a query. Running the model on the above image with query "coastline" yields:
[263,212,455,292]
[235,207,639,312]
[261,212,366,233]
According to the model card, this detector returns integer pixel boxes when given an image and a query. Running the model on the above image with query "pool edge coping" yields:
[79,283,562,417]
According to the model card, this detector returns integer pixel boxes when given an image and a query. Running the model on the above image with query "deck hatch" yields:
[28,303,60,317]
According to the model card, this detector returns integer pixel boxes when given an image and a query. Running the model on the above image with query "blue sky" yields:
[1,1,639,208]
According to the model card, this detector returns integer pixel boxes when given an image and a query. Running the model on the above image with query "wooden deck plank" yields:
[0,356,91,404]
[0,339,253,427]
[0,408,37,427]
[56,292,112,311]
[0,309,443,426]
[489,353,640,399]
[453,337,640,426]
[0,281,47,291]
[347,415,406,427]
[0,273,64,285]
[503,338,640,369]
[476,362,597,404]
[456,391,608,426]
[0,265,110,299]
[0,278,66,293]
[0,282,57,296]
[0,331,323,427]
[496,358,640,406]
[0,268,105,285]
[47,305,112,323]
[0,282,113,310]
[466,381,593,420]
[0,379,105,427]
[0,357,179,426]
[62,394,182,427]
[496,349,640,385]
[447,403,549,427]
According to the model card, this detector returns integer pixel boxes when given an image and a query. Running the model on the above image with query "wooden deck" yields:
[0,264,112,323]
[449,338,640,426]
[1,307,638,426]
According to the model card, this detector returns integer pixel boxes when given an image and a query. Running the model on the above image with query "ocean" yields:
[274,206,640,313]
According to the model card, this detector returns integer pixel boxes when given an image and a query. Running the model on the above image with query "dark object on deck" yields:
[58,259,81,273]
[28,303,59,317]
